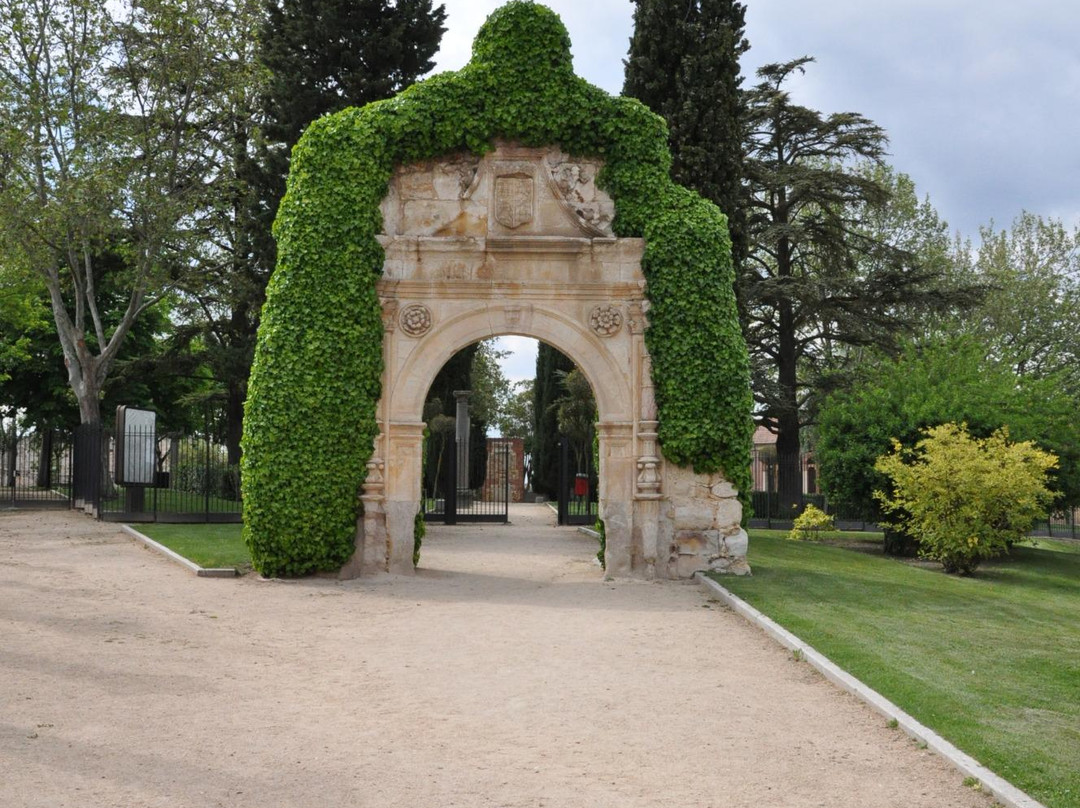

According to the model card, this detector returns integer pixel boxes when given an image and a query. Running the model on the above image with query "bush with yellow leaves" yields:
[789,504,836,541]
[874,423,1057,574]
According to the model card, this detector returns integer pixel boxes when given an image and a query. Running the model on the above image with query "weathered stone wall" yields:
[480,438,526,503]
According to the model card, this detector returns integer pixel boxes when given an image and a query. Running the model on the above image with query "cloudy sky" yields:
[429,0,1080,382]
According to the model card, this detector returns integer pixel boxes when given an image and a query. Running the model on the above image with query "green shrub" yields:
[874,423,1057,574]
[594,517,606,569]
[413,508,425,568]
[789,504,835,541]
[817,337,1080,521]
[173,461,239,500]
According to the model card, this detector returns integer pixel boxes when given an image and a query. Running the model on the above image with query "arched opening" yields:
[410,336,605,576]
[404,326,611,522]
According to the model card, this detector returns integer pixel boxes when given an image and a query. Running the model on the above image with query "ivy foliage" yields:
[242,1,753,576]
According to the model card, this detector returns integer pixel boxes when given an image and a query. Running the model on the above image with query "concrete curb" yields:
[121,525,239,578]
[695,572,1047,808]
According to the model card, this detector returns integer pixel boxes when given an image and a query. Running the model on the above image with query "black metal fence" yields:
[558,434,597,526]
[1029,510,1080,540]
[101,427,240,522]
[1,428,74,507]
[749,449,833,529]
[748,448,1080,538]
[423,434,510,523]
[67,423,240,522]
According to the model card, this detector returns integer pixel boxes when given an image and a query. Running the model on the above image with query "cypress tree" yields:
[259,0,447,149]
[623,0,750,271]
[532,342,575,499]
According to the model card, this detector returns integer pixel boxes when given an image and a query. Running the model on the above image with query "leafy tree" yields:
[969,212,1080,391]
[875,423,1057,574]
[742,58,966,507]
[0,257,213,436]
[492,379,534,441]
[161,0,267,465]
[623,0,749,270]
[816,337,1080,524]
[493,378,535,489]
[176,0,447,464]
[467,340,511,426]
[204,0,444,460]
[531,341,575,498]
[0,261,46,384]
[0,0,235,426]
[259,0,446,149]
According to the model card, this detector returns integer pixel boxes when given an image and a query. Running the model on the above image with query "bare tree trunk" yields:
[36,430,53,489]
[226,381,245,467]
[4,417,16,488]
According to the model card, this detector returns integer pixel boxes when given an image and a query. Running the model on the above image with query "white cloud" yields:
[430,1,1080,237]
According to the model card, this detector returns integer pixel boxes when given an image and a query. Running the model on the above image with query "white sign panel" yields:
[116,406,156,486]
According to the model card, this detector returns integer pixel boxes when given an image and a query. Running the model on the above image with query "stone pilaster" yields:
[384,421,426,575]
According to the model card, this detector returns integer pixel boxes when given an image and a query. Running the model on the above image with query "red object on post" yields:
[574,474,589,497]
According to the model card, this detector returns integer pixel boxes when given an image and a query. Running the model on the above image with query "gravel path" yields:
[1,504,992,808]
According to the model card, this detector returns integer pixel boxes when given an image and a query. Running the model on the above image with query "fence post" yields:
[503,441,510,516]
[204,412,211,521]
[765,459,773,530]
[557,437,568,526]
[445,437,457,526]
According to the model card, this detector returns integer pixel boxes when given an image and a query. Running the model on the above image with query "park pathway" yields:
[0,504,991,808]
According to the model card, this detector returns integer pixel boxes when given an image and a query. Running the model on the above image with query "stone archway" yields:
[351,143,748,578]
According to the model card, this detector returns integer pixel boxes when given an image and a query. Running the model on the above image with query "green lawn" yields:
[104,487,242,514]
[137,523,249,570]
[715,531,1080,808]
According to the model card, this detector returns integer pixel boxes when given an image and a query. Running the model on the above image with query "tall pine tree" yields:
[623,0,749,270]
[743,58,969,508]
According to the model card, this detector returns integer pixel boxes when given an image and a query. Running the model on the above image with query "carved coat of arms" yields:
[494,174,534,229]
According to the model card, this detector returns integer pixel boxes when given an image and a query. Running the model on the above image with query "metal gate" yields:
[557,434,598,526]
[423,435,510,524]
[1,429,74,508]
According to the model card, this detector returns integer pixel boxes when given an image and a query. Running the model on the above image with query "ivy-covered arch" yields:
[241,1,753,577]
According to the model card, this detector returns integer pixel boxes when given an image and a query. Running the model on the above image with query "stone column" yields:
[597,421,635,576]
[454,390,471,490]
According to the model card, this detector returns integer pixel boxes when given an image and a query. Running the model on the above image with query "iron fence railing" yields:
[98,426,241,522]
[1,428,74,507]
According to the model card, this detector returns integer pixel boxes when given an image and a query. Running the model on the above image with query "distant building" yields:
[750,426,818,495]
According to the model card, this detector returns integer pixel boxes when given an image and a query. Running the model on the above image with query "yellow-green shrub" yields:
[874,423,1057,574]
[789,504,835,541]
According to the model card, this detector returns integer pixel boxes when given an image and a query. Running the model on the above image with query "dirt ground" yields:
[1,504,993,808]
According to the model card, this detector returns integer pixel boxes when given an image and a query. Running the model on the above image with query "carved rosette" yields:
[589,304,623,337]
[399,304,433,337]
